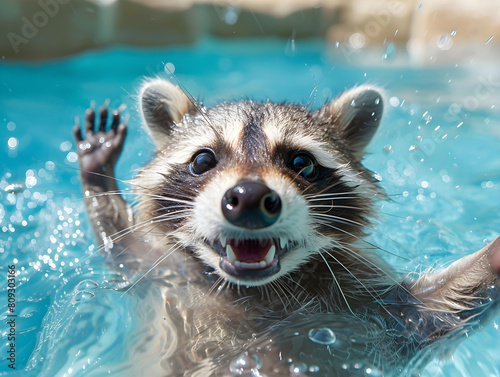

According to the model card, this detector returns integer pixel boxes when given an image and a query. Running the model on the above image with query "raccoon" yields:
[74,78,500,376]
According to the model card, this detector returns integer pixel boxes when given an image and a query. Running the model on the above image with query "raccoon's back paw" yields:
[73,102,127,185]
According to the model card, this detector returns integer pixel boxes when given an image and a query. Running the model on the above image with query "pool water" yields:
[1,37,499,376]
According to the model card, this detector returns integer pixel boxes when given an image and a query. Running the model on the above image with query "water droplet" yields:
[437,34,453,50]
[383,144,393,154]
[45,161,56,170]
[164,62,175,74]
[25,176,37,189]
[389,96,400,107]
[308,327,336,345]
[7,121,16,131]
[309,365,320,373]
[409,145,418,152]
[365,367,384,376]
[285,31,297,56]
[349,33,365,49]
[59,140,72,152]
[224,7,239,25]
[66,152,78,163]
[229,352,262,375]
[486,35,493,44]
[4,183,24,194]
[451,30,457,36]
[71,290,95,304]
[76,279,99,290]
[350,99,356,107]
[7,137,18,150]
[382,42,395,59]
[290,362,308,375]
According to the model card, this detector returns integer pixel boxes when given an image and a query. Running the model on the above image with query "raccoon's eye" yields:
[290,152,317,179]
[190,149,217,175]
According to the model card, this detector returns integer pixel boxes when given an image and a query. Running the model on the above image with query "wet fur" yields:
[74,78,500,376]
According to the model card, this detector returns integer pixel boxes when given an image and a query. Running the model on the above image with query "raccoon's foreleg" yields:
[411,236,500,326]
[73,104,133,259]
[384,237,500,354]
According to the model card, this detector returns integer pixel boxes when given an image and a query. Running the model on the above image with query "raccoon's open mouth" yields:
[213,237,290,279]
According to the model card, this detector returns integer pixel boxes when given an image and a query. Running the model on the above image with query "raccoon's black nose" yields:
[221,181,281,229]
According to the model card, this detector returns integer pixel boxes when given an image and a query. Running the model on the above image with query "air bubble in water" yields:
[229,352,262,375]
[365,366,384,376]
[307,327,336,345]
[290,362,308,375]
[383,144,393,154]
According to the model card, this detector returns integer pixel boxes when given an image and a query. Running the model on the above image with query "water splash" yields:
[229,352,262,375]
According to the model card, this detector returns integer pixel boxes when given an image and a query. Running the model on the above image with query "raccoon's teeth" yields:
[226,244,236,264]
[234,260,267,269]
[264,245,276,265]
[220,235,227,248]
[279,238,287,249]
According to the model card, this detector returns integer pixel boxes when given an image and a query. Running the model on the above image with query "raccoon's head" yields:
[134,78,384,287]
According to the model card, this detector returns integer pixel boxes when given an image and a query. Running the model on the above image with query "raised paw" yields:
[73,102,127,185]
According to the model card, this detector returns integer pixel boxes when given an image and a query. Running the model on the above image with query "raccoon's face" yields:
[135,79,384,287]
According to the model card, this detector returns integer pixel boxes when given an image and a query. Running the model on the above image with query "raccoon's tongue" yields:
[229,239,272,263]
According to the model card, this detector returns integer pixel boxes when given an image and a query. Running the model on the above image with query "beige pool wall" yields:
[0,0,498,63]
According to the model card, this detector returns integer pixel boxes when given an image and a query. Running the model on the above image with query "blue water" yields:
[1,37,499,376]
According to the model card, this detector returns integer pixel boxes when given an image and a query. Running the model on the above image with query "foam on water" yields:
[1,37,499,376]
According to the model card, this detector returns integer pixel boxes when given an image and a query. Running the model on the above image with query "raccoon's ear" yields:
[326,86,384,157]
[139,79,196,145]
